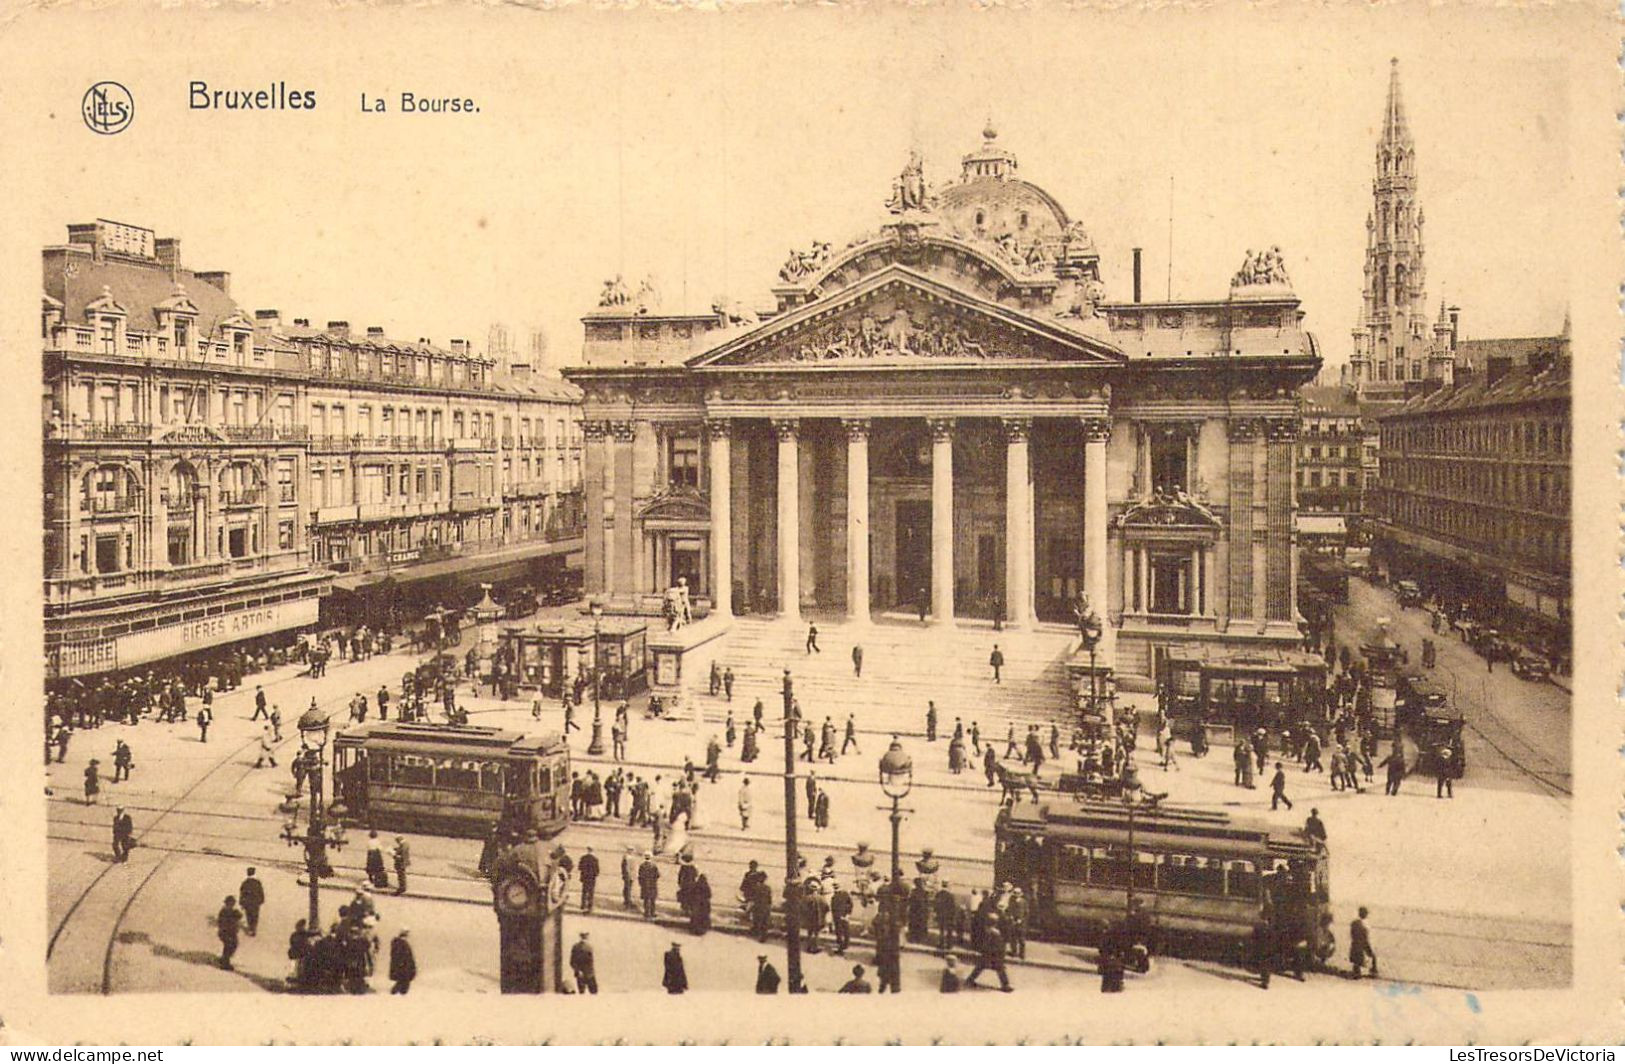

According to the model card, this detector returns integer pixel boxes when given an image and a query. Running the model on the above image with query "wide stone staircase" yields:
[693,615,1081,741]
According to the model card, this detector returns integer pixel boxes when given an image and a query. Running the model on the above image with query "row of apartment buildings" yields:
[42,219,584,681]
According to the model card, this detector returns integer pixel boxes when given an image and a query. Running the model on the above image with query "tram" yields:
[331,722,571,839]
[994,798,1334,962]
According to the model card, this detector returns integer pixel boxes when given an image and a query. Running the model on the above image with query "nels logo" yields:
[82,81,133,135]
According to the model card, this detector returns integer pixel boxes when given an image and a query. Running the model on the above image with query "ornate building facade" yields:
[1348,59,1457,401]
[42,219,583,680]
[564,130,1320,683]
[1369,332,1571,660]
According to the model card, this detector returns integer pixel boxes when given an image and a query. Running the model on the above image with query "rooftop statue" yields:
[1231,245,1291,288]
[886,149,929,214]
[598,275,631,308]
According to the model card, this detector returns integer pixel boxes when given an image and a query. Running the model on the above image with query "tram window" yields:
[394,754,434,787]
[1133,852,1157,890]
[537,767,552,793]
[1192,858,1226,896]
[1226,860,1261,899]
[367,755,390,782]
[1160,854,1196,893]
[1056,844,1089,881]
[479,761,506,794]
[435,758,482,792]
[1087,848,1129,887]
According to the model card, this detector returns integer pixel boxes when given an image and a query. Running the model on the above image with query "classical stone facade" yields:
[564,129,1320,682]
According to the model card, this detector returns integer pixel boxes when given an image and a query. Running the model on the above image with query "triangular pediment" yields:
[637,489,710,523]
[688,266,1123,370]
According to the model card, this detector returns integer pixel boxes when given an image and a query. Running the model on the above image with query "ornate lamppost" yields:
[878,735,914,883]
[281,707,347,931]
[1077,598,1104,720]
[586,599,606,756]
[780,667,805,993]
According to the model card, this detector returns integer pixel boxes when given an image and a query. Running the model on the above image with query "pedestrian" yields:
[1435,745,1455,799]
[1251,915,1273,990]
[216,895,243,969]
[939,955,962,993]
[737,777,752,830]
[989,645,1004,684]
[365,830,388,888]
[612,719,627,761]
[755,955,781,994]
[725,711,737,748]
[238,867,266,936]
[970,720,981,753]
[270,705,283,742]
[196,704,212,743]
[392,835,411,894]
[964,919,1013,991]
[54,723,71,764]
[1270,762,1294,811]
[934,881,959,952]
[839,963,873,993]
[842,713,860,756]
[255,726,278,769]
[570,932,598,994]
[111,806,133,861]
[1305,807,1328,847]
[1233,740,1253,788]
[708,661,721,697]
[926,701,938,742]
[806,623,821,654]
[1381,747,1406,796]
[112,739,133,782]
[723,667,735,701]
[851,644,863,677]
[84,758,101,804]
[1349,906,1379,978]
[830,881,853,954]
[814,787,831,832]
[689,872,713,935]
[662,942,688,994]
[621,847,637,910]
[389,929,416,994]
[578,846,600,912]
[638,851,661,918]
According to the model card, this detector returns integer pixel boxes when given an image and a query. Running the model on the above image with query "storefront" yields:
[499,617,648,698]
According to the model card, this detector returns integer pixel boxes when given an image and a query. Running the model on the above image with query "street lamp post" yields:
[780,668,805,994]
[586,600,606,756]
[281,707,347,932]
[1078,600,1104,722]
[878,735,914,883]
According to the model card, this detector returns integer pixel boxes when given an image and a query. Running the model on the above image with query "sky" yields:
[15,7,1583,376]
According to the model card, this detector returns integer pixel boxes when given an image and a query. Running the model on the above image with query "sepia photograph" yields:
[0,2,1617,1048]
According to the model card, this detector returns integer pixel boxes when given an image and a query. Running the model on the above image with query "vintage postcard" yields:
[0,1,1617,1046]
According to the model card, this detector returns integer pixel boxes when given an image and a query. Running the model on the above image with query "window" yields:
[278,520,294,550]
[1148,429,1189,493]
[399,465,410,496]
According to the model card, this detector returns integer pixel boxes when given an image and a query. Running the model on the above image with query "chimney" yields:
[1132,248,1143,303]
[326,321,350,338]
[1448,306,1460,350]
[450,338,468,356]
[154,237,182,271]
[254,309,281,328]
[66,222,100,250]
[195,270,230,295]
[293,318,309,328]
[1485,355,1513,387]
[366,326,386,338]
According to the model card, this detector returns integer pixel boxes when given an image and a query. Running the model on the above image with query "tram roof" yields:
[500,617,648,641]
[1002,798,1318,858]
[1162,645,1325,673]
[334,721,565,755]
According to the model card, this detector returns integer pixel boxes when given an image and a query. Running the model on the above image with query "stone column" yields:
[928,417,956,625]
[1136,546,1149,615]
[842,418,871,624]
[706,419,733,619]
[1122,541,1135,613]
[1190,545,1203,616]
[1083,418,1112,648]
[1003,417,1034,627]
[582,420,609,594]
[610,420,637,595]
[773,418,801,622]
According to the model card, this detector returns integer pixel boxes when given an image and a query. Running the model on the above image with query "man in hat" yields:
[253,684,268,721]
[839,963,873,993]
[570,931,598,994]
[238,866,266,936]
[755,955,781,993]
[389,928,416,994]
[392,835,411,894]
[216,895,243,969]
[662,942,688,994]
[638,851,661,918]
[111,806,133,861]
[578,846,600,912]
[621,846,638,910]
[737,777,753,830]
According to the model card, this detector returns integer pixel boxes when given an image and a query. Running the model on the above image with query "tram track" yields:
[47,678,387,993]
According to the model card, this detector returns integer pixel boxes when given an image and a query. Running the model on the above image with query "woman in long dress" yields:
[667,810,691,860]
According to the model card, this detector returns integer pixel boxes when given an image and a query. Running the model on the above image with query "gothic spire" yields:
[1381,57,1411,151]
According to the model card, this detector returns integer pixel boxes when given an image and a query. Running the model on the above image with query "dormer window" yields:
[233,331,250,362]
[1018,211,1029,229]
[975,210,986,229]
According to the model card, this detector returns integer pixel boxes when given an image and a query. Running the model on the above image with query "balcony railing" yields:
[83,494,140,515]
[309,433,447,454]
[74,422,153,441]
[43,551,310,605]
[219,487,265,507]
